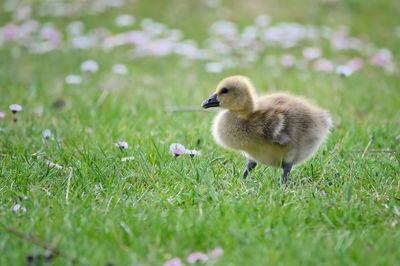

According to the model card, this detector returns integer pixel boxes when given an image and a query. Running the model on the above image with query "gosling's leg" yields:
[281,162,293,184]
[243,160,257,179]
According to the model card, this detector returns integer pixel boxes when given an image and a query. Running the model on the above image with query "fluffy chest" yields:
[212,111,252,150]
[211,111,288,166]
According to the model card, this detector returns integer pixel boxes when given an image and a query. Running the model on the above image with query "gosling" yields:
[202,76,332,183]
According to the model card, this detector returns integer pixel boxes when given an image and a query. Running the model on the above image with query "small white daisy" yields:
[112,64,128,75]
[9,104,23,113]
[80,59,99,73]
[302,47,322,61]
[170,143,186,156]
[184,149,201,156]
[115,141,128,149]
[336,65,352,77]
[45,160,63,169]
[205,62,223,73]
[65,75,82,84]
[121,156,135,162]
[12,204,27,213]
[42,129,52,139]
[187,252,208,264]
[115,14,135,27]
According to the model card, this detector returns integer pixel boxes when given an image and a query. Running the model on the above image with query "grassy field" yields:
[1,0,400,265]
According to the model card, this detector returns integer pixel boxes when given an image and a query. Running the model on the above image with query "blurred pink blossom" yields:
[210,247,224,258]
[16,6,32,21]
[371,49,392,67]
[40,27,62,45]
[3,24,19,41]
[313,59,334,72]
[163,258,183,266]
[347,57,364,72]
[187,252,208,264]
[302,47,321,61]
[170,143,185,156]
[125,31,149,46]
[0,112,5,119]
[280,54,295,68]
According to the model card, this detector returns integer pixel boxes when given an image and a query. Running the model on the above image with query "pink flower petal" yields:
[187,252,208,264]
[280,54,295,68]
[210,247,224,258]
[347,57,364,72]
[164,258,183,266]
[313,59,334,72]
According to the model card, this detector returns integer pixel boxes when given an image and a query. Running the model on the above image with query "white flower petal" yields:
[12,204,26,213]
[205,62,223,73]
[112,64,128,75]
[9,104,23,112]
[115,141,129,149]
[42,129,52,139]
[115,14,135,27]
[336,65,352,77]
[80,59,99,73]
[121,156,135,162]
[65,75,82,84]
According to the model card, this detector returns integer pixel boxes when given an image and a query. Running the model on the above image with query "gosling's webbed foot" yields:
[281,162,293,184]
[243,160,257,179]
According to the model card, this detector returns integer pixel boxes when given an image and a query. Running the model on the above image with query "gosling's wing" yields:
[249,108,291,145]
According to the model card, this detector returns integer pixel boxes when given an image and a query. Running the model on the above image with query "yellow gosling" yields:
[202,76,332,183]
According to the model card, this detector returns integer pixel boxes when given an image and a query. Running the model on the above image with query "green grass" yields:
[1,0,400,265]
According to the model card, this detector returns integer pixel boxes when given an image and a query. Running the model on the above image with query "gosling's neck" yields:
[227,98,255,118]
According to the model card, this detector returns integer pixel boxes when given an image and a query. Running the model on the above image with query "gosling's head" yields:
[202,76,256,113]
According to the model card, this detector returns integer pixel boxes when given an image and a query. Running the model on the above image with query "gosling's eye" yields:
[221,88,229,94]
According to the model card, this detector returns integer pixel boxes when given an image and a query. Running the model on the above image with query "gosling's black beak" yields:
[202,93,220,109]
